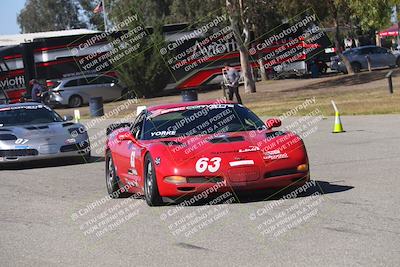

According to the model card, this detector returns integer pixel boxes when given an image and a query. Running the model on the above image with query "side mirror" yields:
[266,118,281,130]
[63,115,74,121]
[117,131,136,143]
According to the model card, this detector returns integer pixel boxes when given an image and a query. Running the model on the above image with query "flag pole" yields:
[102,0,108,32]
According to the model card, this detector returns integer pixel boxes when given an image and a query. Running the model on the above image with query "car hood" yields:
[141,130,307,177]
[0,121,83,140]
[144,130,302,160]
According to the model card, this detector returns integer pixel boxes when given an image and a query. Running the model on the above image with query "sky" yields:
[0,0,26,35]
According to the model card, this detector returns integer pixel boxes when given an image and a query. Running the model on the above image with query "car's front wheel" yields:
[144,154,163,206]
[106,150,122,198]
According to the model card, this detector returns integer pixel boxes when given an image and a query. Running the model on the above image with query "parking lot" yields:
[1,115,399,266]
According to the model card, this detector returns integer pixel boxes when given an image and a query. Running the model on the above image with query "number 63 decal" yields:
[195,157,221,173]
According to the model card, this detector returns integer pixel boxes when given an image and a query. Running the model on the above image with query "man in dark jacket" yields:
[30,79,44,102]
[223,63,242,104]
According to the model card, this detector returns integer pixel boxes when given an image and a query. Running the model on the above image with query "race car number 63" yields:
[195,157,221,173]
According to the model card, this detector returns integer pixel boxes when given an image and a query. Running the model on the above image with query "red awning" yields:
[379,24,399,37]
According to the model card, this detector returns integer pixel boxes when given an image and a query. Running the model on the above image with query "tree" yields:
[107,0,171,97]
[167,0,225,23]
[327,0,355,74]
[18,0,84,33]
[247,0,282,81]
[226,0,256,93]
[279,0,397,75]
[349,0,394,31]
[78,0,105,31]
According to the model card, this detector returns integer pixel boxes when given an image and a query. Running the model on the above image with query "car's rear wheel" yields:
[121,88,134,100]
[144,154,163,206]
[68,95,83,108]
[106,150,122,198]
[351,62,361,73]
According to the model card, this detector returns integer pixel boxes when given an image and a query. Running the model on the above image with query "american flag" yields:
[93,1,103,14]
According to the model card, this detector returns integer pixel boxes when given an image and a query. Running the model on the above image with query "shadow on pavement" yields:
[166,180,353,206]
[0,156,105,170]
[233,180,354,204]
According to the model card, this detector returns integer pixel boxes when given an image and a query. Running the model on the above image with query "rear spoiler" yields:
[106,122,133,136]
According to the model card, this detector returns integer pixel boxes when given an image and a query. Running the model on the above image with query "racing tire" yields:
[351,62,361,73]
[106,150,122,198]
[68,95,83,108]
[144,153,163,206]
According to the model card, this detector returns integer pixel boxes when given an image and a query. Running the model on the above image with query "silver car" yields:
[0,103,90,164]
[331,45,400,73]
[49,74,129,108]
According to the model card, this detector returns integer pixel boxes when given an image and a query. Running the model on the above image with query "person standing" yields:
[30,79,44,103]
[223,63,242,104]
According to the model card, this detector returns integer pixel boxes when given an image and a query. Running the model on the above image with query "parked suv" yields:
[49,74,130,108]
[331,45,400,73]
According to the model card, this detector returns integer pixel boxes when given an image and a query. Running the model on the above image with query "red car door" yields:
[113,114,146,190]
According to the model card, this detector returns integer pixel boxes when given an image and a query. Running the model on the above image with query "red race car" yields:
[106,100,309,206]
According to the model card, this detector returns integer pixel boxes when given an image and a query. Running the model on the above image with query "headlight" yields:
[164,176,187,185]
[297,164,309,172]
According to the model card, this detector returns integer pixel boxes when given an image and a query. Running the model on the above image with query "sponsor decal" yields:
[148,104,234,119]
[186,104,234,110]
[0,76,25,90]
[150,130,176,137]
[238,146,260,153]
[129,150,138,176]
[229,160,254,167]
[264,149,289,160]
[0,105,51,112]
[128,169,138,176]
[130,150,136,168]
[154,157,161,165]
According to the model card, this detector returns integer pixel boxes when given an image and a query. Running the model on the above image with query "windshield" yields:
[0,105,63,126]
[142,104,265,140]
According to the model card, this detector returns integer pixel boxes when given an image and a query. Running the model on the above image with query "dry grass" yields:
[56,68,400,119]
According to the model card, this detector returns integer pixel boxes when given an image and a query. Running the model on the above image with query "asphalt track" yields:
[1,115,399,266]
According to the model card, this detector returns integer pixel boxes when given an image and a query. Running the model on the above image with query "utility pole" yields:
[103,0,108,32]
[397,5,400,48]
